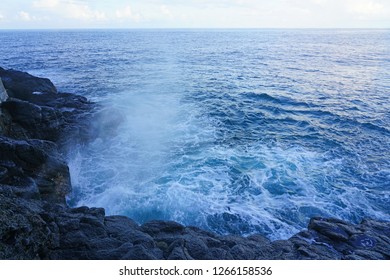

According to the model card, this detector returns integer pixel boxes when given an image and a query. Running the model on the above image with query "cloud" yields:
[33,0,59,9]
[115,6,132,19]
[33,0,107,21]
[344,0,390,23]
[115,5,141,22]
[65,3,107,20]
[347,0,386,16]
[18,11,36,21]
[160,5,174,19]
[311,0,328,4]
[1,0,389,29]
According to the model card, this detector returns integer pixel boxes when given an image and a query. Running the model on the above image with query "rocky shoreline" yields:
[1,67,389,260]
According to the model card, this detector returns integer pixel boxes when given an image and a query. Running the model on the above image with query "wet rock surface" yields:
[1,67,389,260]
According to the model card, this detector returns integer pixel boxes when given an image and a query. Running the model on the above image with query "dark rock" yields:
[247,233,271,245]
[208,248,232,260]
[183,236,210,260]
[296,246,320,259]
[350,233,390,259]
[1,67,96,144]
[0,78,8,103]
[361,219,390,233]
[0,195,56,259]
[0,136,71,203]
[229,244,256,260]
[56,218,80,233]
[349,234,377,249]
[122,245,163,260]
[0,67,57,101]
[60,230,90,249]
[141,220,186,235]
[105,217,154,246]
[87,237,123,251]
[167,246,194,260]
[94,242,134,260]
[220,235,246,248]
[105,216,139,231]
[264,240,295,260]
[126,230,155,248]
[344,249,385,260]
[309,218,350,241]
[2,99,63,142]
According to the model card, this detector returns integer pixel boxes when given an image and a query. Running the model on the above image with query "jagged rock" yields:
[167,246,194,260]
[0,67,57,101]
[0,67,95,144]
[0,78,8,103]
[309,218,350,241]
[0,136,71,203]
[183,236,211,259]
[229,244,255,260]
[122,245,163,260]
[2,100,63,141]
[141,220,186,235]
[0,194,57,259]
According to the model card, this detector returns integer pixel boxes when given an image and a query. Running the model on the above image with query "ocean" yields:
[0,29,389,240]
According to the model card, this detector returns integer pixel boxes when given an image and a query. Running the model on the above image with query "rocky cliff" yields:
[0,67,389,260]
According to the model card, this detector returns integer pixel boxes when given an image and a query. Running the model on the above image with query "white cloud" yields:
[33,0,107,21]
[1,0,389,29]
[311,0,328,4]
[160,5,174,19]
[65,3,107,20]
[347,0,386,16]
[115,6,132,19]
[115,5,141,22]
[33,0,59,9]
[18,11,35,21]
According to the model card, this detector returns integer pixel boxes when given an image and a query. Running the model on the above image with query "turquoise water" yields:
[1,29,389,239]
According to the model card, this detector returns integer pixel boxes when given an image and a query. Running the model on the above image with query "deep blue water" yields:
[1,29,389,239]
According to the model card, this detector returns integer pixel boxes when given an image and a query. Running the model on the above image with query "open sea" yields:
[1,29,389,240]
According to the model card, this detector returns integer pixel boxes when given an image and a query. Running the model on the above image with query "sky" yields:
[0,0,389,29]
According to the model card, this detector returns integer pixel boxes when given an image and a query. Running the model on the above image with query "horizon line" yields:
[0,27,389,31]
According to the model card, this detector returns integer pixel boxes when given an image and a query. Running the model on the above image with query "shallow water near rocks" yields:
[1,29,389,240]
